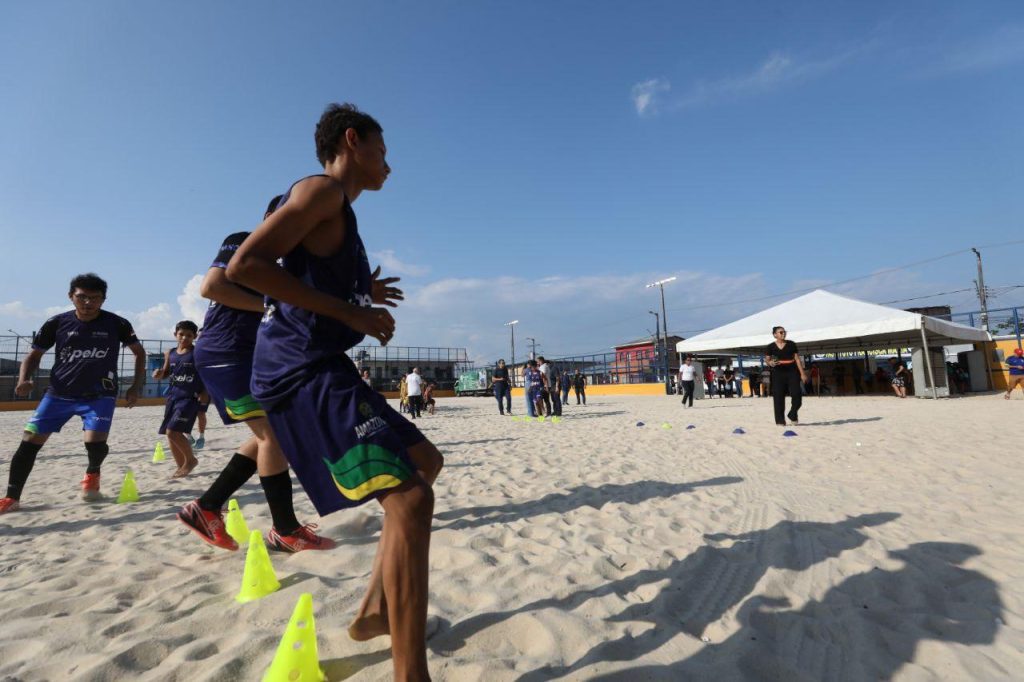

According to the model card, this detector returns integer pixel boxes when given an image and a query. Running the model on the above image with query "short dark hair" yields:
[69,273,107,297]
[265,194,284,216]
[175,320,199,335]
[772,326,785,335]
[315,103,383,167]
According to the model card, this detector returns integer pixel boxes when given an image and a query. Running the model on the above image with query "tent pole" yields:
[919,323,938,399]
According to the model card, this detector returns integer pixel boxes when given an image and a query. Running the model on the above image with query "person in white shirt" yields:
[405,368,424,419]
[679,356,697,407]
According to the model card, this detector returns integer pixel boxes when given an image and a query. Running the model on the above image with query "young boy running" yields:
[152,320,204,477]
[228,103,443,682]
[0,273,146,512]
[176,196,335,552]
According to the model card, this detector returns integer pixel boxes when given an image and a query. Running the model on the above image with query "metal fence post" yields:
[1015,308,1022,350]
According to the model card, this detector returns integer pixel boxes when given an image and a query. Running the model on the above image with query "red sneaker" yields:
[0,497,20,514]
[80,473,102,501]
[266,524,336,553]
[177,499,238,551]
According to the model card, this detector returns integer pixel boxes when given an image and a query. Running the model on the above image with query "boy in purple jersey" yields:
[152,320,205,477]
[229,103,443,682]
[0,274,146,513]
[176,196,335,553]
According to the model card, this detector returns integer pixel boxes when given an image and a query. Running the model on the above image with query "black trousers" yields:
[493,382,511,413]
[408,395,423,419]
[541,389,552,415]
[681,380,694,407]
[575,387,586,404]
[772,370,802,425]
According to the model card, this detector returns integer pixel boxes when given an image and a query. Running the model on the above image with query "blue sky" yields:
[2,2,1022,361]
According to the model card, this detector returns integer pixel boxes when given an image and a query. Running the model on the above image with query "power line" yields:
[876,288,975,305]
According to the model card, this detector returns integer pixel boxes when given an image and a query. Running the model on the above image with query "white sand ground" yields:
[0,393,1021,681]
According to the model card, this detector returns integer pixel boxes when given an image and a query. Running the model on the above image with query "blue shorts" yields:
[266,358,424,516]
[25,394,116,435]
[159,393,201,434]
[195,353,266,425]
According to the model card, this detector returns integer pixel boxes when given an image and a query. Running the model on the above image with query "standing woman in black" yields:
[765,326,808,425]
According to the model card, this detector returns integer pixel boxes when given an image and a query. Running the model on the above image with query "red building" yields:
[612,335,684,383]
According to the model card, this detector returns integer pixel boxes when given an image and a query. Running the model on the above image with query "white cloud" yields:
[370,250,430,277]
[177,274,208,323]
[636,44,869,115]
[130,303,175,341]
[631,77,671,116]
[391,270,773,363]
[938,24,1024,74]
[0,301,31,318]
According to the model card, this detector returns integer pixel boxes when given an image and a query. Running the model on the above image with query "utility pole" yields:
[504,320,518,386]
[646,276,676,394]
[971,248,989,331]
[526,337,538,360]
[648,311,661,383]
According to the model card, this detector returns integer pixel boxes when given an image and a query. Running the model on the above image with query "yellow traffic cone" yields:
[116,470,139,504]
[225,498,251,545]
[236,530,280,603]
[152,442,166,463]
[661,422,672,430]
[262,593,325,682]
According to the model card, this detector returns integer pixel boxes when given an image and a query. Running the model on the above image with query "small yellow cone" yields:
[661,422,672,430]
[236,530,280,603]
[116,470,139,504]
[262,593,325,682]
[152,442,166,463]
[538,415,547,422]
[551,416,562,424]
[225,498,251,545]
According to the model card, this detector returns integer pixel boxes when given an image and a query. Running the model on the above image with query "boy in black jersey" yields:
[229,103,442,682]
[0,274,146,512]
[152,320,205,477]
[176,197,335,553]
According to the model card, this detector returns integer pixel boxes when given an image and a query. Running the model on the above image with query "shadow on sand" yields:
[434,477,743,531]
[581,541,1001,681]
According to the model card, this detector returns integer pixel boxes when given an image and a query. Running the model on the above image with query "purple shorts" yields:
[194,350,265,425]
[159,393,201,434]
[266,358,424,516]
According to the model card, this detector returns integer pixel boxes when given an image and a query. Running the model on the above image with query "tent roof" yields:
[676,289,990,356]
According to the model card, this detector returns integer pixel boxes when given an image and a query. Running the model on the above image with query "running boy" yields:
[228,103,443,681]
[176,196,335,552]
[152,320,204,477]
[0,273,145,512]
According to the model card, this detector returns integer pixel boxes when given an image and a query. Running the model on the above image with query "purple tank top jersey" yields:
[196,231,263,362]
[252,177,373,409]
[167,348,203,397]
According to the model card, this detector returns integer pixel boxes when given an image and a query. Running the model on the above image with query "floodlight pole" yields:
[504,320,518,386]
[646,276,677,393]
[649,311,661,383]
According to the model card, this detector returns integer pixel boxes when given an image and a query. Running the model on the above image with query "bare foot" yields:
[348,613,389,641]
[173,458,199,478]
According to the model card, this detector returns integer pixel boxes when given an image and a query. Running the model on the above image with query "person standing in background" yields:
[492,359,512,415]
[765,326,808,426]
[679,356,696,408]
[573,369,587,405]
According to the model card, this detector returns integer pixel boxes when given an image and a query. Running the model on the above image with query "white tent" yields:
[676,290,992,398]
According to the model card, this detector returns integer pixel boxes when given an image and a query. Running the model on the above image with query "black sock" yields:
[260,470,300,536]
[198,453,257,511]
[84,441,109,474]
[6,441,43,500]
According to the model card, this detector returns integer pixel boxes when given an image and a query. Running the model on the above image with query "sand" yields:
[0,393,1020,681]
